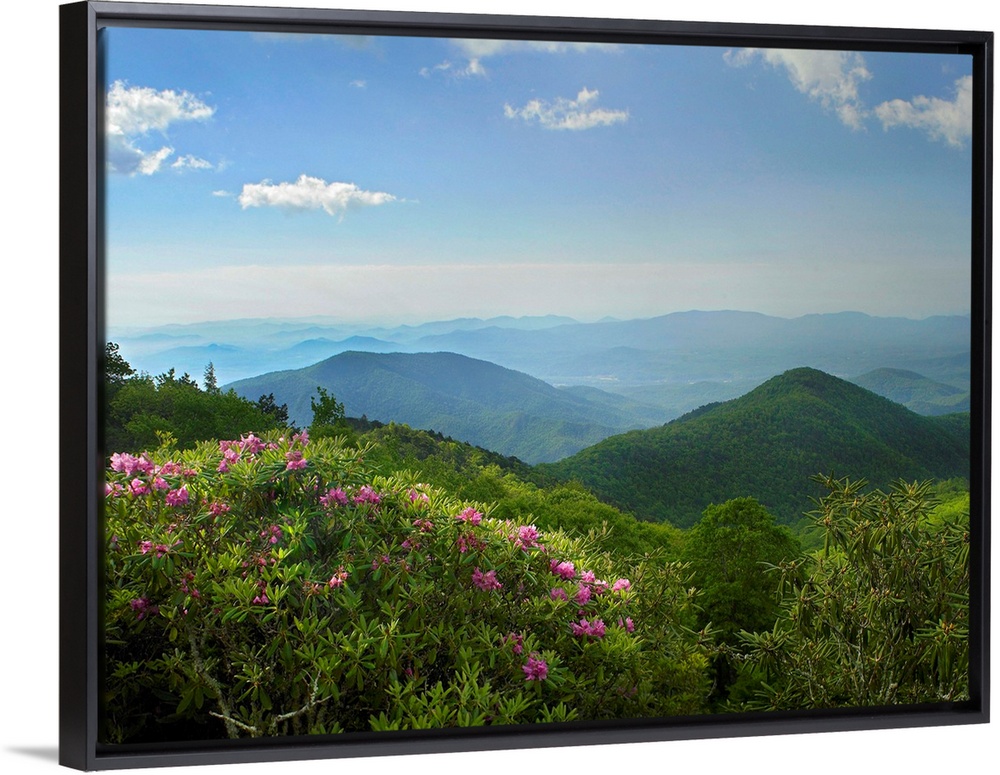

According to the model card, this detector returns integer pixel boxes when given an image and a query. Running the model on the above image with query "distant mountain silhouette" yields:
[226,351,665,463]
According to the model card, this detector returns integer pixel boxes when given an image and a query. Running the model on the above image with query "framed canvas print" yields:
[59,0,991,770]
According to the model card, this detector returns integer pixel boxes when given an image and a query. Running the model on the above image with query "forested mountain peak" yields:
[542,367,969,527]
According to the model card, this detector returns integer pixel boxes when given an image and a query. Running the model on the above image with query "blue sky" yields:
[102,27,974,329]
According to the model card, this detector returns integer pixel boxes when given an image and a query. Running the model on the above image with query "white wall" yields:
[2,2,994,773]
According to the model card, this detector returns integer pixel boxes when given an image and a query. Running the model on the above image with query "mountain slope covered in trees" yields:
[226,351,665,463]
[540,368,969,527]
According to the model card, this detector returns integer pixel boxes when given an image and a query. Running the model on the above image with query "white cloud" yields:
[349,79,367,88]
[874,75,972,148]
[423,39,617,79]
[172,154,214,170]
[212,190,233,197]
[420,58,486,78]
[725,48,872,130]
[454,39,618,59]
[504,87,628,131]
[105,80,215,175]
[238,174,397,217]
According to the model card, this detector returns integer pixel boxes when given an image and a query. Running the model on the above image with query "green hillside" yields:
[540,367,969,527]
[226,351,664,464]
[355,422,682,558]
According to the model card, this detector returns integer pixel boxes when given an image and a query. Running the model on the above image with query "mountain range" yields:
[116,310,970,425]
[227,350,666,464]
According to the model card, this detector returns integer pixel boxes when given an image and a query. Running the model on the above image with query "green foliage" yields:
[309,386,351,440]
[542,368,970,526]
[683,498,800,637]
[203,362,219,395]
[103,433,711,743]
[681,498,799,705]
[255,393,290,427]
[358,423,682,558]
[104,347,287,452]
[738,475,970,710]
[104,341,136,388]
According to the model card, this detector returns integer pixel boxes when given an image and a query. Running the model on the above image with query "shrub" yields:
[103,431,711,743]
[738,475,969,710]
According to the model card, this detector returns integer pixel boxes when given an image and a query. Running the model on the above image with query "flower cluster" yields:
[165,486,189,507]
[511,524,541,551]
[471,567,502,592]
[353,485,382,505]
[328,567,349,588]
[550,560,575,580]
[570,618,606,639]
[522,653,548,682]
[456,507,483,526]
[320,487,348,508]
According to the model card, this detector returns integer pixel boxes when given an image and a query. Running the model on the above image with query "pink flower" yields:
[550,560,575,580]
[522,654,548,682]
[156,461,182,476]
[412,518,434,533]
[570,618,606,639]
[292,429,309,447]
[471,567,502,592]
[239,433,266,455]
[285,450,307,470]
[353,485,382,505]
[550,588,568,601]
[113,453,154,476]
[618,617,635,633]
[165,486,189,507]
[252,593,269,605]
[408,488,430,505]
[260,525,282,544]
[503,632,524,655]
[574,584,592,606]
[328,567,349,588]
[109,452,133,473]
[208,501,230,517]
[515,524,540,550]
[457,507,482,526]
[139,540,153,554]
[129,597,158,620]
[152,477,170,491]
[129,478,148,496]
[612,578,631,593]
[320,488,348,508]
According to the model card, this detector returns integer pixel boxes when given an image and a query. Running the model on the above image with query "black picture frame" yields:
[59,1,992,770]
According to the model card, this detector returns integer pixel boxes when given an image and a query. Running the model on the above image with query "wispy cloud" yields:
[423,39,618,79]
[874,75,972,148]
[238,174,397,217]
[504,87,628,131]
[725,48,872,130]
[105,80,215,175]
[172,154,214,170]
[419,58,487,78]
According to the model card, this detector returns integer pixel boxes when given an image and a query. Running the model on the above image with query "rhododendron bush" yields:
[103,432,711,743]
